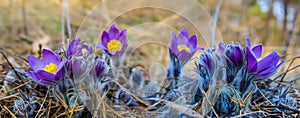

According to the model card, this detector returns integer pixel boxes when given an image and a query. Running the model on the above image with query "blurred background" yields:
[0,0,300,74]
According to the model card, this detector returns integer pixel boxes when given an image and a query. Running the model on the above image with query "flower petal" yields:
[101,31,110,46]
[80,44,93,56]
[28,55,45,71]
[96,43,107,50]
[95,59,106,77]
[119,30,128,54]
[42,49,60,65]
[246,47,257,73]
[66,38,80,57]
[251,44,262,58]
[188,35,197,49]
[177,30,189,45]
[179,29,189,39]
[218,43,225,51]
[170,32,179,55]
[232,46,243,66]
[56,60,66,73]
[70,58,85,77]
[178,50,192,62]
[257,60,284,78]
[119,30,127,44]
[108,24,120,39]
[256,52,280,72]
[25,70,53,85]
[195,46,204,51]
[258,66,276,77]
[35,70,60,83]
[200,52,212,70]
[246,38,251,47]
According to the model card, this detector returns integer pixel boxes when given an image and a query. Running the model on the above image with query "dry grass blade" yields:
[0,93,19,101]
[0,50,22,81]
[164,99,202,117]
[232,111,265,118]
[92,90,107,117]
[4,80,32,94]
[54,91,69,109]
[1,104,17,118]
[35,87,50,118]
[199,86,219,117]
[55,106,83,118]
[47,99,52,118]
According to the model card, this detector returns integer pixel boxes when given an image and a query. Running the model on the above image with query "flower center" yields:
[107,39,122,52]
[82,48,88,56]
[44,63,58,74]
[177,45,190,52]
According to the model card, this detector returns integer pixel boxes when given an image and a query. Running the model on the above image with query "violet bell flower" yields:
[95,58,108,78]
[245,38,285,79]
[25,49,66,85]
[96,24,128,57]
[219,42,243,67]
[169,29,203,64]
[66,38,93,58]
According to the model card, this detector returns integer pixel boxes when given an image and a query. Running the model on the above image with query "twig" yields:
[211,0,223,48]
[273,56,300,82]
[4,80,32,94]
[35,86,50,118]
[47,99,52,118]
[232,111,265,118]
[55,106,83,118]
[0,93,20,101]
[0,50,23,83]
[0,104,17,118]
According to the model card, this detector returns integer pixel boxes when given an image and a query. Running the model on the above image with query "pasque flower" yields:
[25,49,66,85]
[68,57,87,79]
[96,24,128,56]
[198,50,214,73]
[66,38,93,57]
[167,29,203,86]
[94,58,108,78]
[219,42,244,83]
[219,42,243,67]
[193,50,214,103]
[169,29,203,63]
[245,38,284,79]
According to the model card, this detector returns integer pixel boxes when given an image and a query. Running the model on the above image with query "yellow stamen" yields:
[177,45,190,52]
[107,39,122,52]
[44,63,58,74]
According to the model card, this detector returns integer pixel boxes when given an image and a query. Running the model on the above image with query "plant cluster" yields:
[5,24,300,117]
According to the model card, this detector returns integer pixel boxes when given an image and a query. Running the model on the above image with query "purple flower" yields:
[245,38,284,79]
[246,38,262,59]
[96,24,128,56]
[95,59,108,78]
[170,29,203,62]
[68,57,87,79]
[66,38,93,57]
[219,42,243,67]
[199,50,214,72]
[25,49,66,85]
